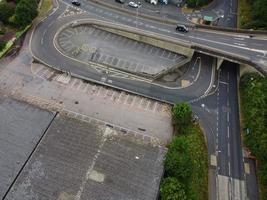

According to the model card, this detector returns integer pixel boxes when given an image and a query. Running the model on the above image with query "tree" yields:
[164,136,192,182]
[14,0,38,28]
[160,177,187,200]
[0,1,16,24]
[172,103,192,134]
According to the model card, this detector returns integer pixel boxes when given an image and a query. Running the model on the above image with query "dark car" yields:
[71,0,80,6]
[115,0,126,3]
[176,24,188,32]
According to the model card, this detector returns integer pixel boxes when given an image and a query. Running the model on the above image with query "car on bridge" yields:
[176,24,189,32]
[115,0,126,3]
[71,0,80,6]
[128,1,141,8]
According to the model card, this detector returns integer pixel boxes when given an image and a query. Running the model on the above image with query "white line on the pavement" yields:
[227,126,230,138]
[234,43,246,46]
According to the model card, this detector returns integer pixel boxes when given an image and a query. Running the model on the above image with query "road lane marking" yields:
[228,161,231,175]
[211,155,217,166]
[244,163,250,174]
[234,43,246,46]
[188,35,267,54]
[227,126,230,138]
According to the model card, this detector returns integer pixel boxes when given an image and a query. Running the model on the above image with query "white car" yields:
[128,1,139,8]
[151,0,158,5]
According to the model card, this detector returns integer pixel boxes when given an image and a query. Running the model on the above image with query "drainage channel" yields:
[2,112,59,200]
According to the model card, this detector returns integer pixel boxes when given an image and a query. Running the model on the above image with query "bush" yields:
[162,128,208,199]
[160,177,187,200]
[239,0,267,30]
[0,1,16,24]
[172,103,192,135]
[186,0,211,8]
[164,145,192,182]
[14,0,38,28]
[0,41,7,51]
[240,73,267,199]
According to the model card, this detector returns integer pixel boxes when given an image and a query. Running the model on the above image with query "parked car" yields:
[115,0,125,4]
[128,1,139,8]
[71,0,80,6]
[175,24,189,32]
[151,0,158,5]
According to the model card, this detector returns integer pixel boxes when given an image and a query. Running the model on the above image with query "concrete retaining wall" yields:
[95,25,194,58]
[239,64,263,77]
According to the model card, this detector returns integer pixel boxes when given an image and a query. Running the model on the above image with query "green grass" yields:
[38,0,52,18]
[238,0,252,28]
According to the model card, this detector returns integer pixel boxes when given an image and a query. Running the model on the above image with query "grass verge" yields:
[38,0,53,18]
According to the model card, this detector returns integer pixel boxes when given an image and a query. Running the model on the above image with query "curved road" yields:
[31,2,215,103]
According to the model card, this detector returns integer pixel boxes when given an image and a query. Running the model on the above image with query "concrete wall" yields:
[95,26,194,58]
[239,64,263,77]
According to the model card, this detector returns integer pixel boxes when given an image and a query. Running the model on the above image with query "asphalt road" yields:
[31,4,215,103]
[61,0,267,74]
[30,0,260,199]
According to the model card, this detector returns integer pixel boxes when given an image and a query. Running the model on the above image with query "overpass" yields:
[68,19,267,75]
[80,0,266,75]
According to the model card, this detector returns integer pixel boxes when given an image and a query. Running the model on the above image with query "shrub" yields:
[172,103,192,135]
[14,0,38,28]
[0,1,16,24]
[160,177,187,200]
[240,73,267,199]
[0,41,7,51]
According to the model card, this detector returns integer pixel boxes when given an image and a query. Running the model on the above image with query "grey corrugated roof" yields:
[5,114,166,200]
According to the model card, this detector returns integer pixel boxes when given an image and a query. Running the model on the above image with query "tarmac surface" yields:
[56,25,186,77]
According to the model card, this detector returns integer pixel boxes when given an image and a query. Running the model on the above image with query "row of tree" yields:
[243,0,267,30]
[160,103,208,200]
[0,0,38,28]
[240,73,267,199]
[186,0,212,8]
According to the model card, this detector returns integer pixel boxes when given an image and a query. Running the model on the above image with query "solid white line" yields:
[234,37,245,40]
[228,161,231,175]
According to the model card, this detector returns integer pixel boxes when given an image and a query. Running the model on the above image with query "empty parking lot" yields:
[56,25,186,77]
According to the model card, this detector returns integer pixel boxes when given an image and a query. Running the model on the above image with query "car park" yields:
[175,24,189,32]
[71,0,80,6]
